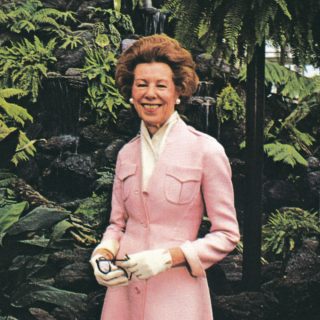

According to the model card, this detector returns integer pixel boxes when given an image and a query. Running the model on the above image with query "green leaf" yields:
[0,201,28,244]
[19,238,50,248]
[95,33,110,48]
[113,0,121,11]
[50,219,74,243]
[6,206,69,236]
[11,283,87,311]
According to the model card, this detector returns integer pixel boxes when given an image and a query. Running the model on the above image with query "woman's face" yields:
[131,62,180,135]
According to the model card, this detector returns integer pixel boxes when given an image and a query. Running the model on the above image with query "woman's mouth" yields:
[142,104,162,110]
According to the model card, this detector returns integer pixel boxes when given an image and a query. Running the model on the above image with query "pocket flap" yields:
[117,163,137,180]
[166,165,201,182]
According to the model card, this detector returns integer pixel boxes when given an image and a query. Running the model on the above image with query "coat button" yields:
[134,287,141,294]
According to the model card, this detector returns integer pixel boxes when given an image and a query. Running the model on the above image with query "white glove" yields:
[90,255,129,287]
[117,249,172,280]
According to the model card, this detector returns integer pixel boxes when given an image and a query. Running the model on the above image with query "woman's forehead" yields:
[133,62,174,79]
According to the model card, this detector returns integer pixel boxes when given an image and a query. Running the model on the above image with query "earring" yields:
[176,98,181,105]
[129,98,134,104]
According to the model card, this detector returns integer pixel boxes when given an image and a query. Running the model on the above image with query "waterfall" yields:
[36,74,86,138]
[185,81,219,138]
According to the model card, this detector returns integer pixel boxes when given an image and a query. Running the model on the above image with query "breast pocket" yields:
[117,163,137,201]
[165,166,202,205]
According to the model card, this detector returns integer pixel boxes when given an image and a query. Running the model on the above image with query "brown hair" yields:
[115,34,199,101]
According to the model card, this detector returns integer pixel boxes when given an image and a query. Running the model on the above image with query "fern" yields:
[0,88,36,165]
[80,46,129,122]
[0,0,76,40]
[264,142,308,167]
[262,207,320,271]
[165,0,318,65]
[164,0,204,50]
[0,36,57,102]
[0,88,32,126]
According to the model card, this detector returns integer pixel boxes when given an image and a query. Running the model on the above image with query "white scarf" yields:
[140,111,180,191]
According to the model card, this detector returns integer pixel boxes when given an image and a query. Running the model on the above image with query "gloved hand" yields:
[117,249,172,280]
[90,255,129,287]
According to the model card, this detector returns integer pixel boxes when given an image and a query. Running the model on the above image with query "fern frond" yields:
[0,97,32,126]
[11,130,36,165]
[264,142,308,167]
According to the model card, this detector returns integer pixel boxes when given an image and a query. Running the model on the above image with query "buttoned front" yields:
[99,119,240,320]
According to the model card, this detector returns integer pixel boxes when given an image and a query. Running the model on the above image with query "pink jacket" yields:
[100,119,240,320]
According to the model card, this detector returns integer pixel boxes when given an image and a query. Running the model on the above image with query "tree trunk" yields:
[242,42,265,291]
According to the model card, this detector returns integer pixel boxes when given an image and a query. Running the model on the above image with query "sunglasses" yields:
[95,254,132,280]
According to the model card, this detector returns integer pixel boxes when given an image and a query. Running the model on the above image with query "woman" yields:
[90,34,240,320]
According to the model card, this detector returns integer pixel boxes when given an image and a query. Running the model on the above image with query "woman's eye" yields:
[158,84,167,88]
[137,83,147,87]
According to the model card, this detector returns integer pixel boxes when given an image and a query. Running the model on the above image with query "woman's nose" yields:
[145,85,156,98]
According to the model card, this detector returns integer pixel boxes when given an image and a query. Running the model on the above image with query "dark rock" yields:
[41,153,97,198]
[65,68,82,77]
[111,108,140,137]
[261,240,320,320]
[76,0,113,21]
[79,124,122,152]
[29,307,57,320]
[37,135,79,155]
[48,248,92,269]
[54,262,96,293]
[14,157,40,185]
[54,46,87,74]
[262,274,320,320]
[285,239,320,280]
[261,261,283,284]
[42,0,69,10]
[213,291,279,320]
[307,156,320,172]
[306,171,320,195]
[195,53,215,79]
[104,139,126,163]
[263,179,299,210]
[86,290,106,320]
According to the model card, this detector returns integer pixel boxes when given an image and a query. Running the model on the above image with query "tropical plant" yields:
[0,171,28,244]
[164,0,320,65]
[80,45,129,122]
[0,88,37,165]
[238,61,317,167]
[0,0,76,39]
[262,207,320,272]
[216,83,245,124]
[84,6,134,50]
[0,36,57,102]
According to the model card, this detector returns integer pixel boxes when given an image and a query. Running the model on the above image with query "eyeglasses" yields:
[96,254,132,279]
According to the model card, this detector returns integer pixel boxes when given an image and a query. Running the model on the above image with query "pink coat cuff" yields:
[180,241,206,277]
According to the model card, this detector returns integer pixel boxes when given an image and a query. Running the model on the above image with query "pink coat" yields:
[100,119,240,320]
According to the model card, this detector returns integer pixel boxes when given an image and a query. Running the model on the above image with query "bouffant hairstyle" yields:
[115,34,199,101]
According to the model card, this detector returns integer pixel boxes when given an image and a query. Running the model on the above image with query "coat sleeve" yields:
[100,153,128,245]
[180,141,240,277]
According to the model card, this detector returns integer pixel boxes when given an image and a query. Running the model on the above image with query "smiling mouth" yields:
[142,104,162,109]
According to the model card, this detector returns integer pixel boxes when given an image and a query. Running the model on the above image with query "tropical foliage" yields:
[0,36,57,102]
[85,6,134,49]
[81,45,130,122]
[216,83,245,124]
[0,0,77,40]
[0,88,36,165]
[79,7,133,122]
[262,207,320,271]
[164,0,320,65]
